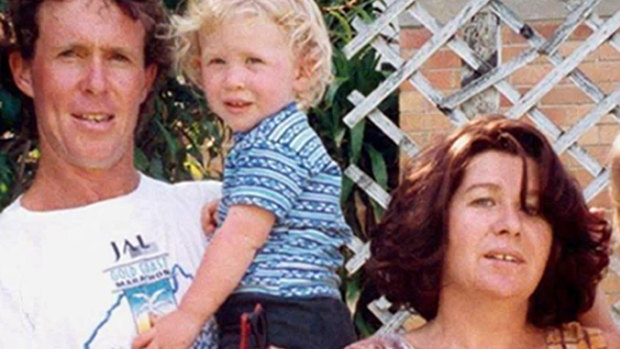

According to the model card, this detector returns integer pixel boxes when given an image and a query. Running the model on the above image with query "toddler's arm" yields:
[132,204,274,349]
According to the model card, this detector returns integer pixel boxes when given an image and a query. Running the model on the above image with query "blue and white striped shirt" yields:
[218,103,352,298]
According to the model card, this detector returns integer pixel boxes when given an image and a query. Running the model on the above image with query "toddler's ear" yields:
[293,56,315,93]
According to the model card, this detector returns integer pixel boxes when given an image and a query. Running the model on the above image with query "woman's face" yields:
[443,150,552,301]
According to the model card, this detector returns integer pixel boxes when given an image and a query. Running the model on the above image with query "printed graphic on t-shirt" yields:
[83,235,217,349]
[105,246,175,334]
[115,256,177,333]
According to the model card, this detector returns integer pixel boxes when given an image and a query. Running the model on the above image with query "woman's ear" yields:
[9,51,35,98]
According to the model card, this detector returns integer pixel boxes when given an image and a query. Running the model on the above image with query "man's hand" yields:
[201,199,219,236]
[131,309,203,349]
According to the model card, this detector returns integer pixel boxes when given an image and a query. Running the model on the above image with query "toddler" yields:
[133,1,357,348]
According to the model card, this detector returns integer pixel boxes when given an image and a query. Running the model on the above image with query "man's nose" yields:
[81,57,108,94]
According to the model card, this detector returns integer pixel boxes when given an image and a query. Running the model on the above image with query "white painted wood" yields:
[554,88,620,154]
[507,9,620,119]
[343,0,490,127]
[344,0,417,59]
[539,0,600,55]
[344,165,391,209]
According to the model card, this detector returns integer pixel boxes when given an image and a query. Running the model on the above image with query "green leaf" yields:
[349,120,366,164]
[149,157,165,180]
[341,176,354,205]
[0,89,22,127]
[366,144,388,189]
[325,76,348,108]
[134,147,149,171]
[328,10,352,43]
[155,119,178,162]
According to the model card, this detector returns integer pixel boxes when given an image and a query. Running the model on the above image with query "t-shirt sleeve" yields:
[225,141,308,221]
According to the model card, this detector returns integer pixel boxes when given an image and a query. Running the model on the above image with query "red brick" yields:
[540,85,592,105]
[399,91,430,114]
[400,80,414,91]
[560,152,579,168]
[578,126,599,146]
[510,64,552,86]
[570,168,593,188]
[423,49,461,69]
[598,82,620,94]
[569,23,593,41]
[403,130,429,148]
[588,189,612,209]
[599,42,620,61]
[419,69,460,90]
[400,48,414,61]
[501,26,513,45]
[557,41,598,62]
[400,28,432,50]
[501,45,530,63]
[538,105,592,126]
[400,112,452,132]
[577,61,620,83]
[532,22,559,40]
[600,122,620,145]
[500,94,513,108]
[503,25,528,45]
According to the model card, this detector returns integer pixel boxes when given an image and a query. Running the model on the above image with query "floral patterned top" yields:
[345,322,607,349]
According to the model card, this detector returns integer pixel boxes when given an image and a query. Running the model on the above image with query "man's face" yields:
[10,0,156,170]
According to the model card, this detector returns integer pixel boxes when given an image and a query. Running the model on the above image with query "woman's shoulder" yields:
[545,321,607,349]
[345,333,416,349]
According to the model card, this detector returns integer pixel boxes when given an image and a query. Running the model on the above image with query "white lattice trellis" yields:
[342,0,620,332]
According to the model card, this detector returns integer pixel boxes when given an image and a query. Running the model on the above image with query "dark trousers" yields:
[216,293,357,349]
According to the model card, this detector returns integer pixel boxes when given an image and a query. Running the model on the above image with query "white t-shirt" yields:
[0,174,221,349]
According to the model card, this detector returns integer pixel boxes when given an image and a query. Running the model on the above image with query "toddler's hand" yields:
[201,199,219,236]
[131,309,202,349]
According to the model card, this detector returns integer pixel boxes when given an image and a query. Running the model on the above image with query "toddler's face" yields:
[199,15,307,132]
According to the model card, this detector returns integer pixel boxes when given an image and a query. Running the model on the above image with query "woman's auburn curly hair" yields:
[368,115,611,327]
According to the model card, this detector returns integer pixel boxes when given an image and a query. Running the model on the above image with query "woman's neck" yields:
[408,290,546,349]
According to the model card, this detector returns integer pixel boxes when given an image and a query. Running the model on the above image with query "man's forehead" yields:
[36,0,146,46]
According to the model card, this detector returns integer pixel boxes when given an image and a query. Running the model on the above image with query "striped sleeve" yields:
[225,140,308,220]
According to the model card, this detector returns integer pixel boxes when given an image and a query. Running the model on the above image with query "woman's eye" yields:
[471,198,495,207]
[58,50,77,58]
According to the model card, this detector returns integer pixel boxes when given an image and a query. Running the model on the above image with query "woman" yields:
[347,116,620,349]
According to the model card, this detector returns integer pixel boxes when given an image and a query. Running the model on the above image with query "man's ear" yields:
[140,64,158,102]
[9,51,34,98]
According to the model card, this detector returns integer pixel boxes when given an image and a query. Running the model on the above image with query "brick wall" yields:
[399,19,620,305]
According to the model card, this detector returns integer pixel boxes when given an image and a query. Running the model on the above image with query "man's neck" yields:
[20,157,140,212]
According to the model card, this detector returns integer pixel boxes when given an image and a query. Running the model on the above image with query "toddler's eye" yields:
[246,57,263,64]
[208,58,225,65]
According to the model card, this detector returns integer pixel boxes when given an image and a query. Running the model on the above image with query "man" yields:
[0,0,219,347]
